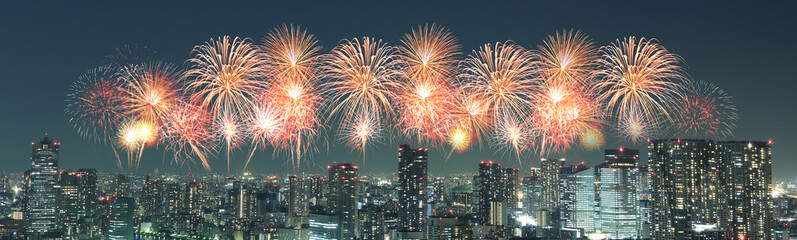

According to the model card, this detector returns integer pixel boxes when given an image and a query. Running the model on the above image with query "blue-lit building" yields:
[26,135,59,239]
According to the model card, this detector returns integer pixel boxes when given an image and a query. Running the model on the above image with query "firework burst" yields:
[396,75,459,145]
[161,102,215,172]
[117,119,157,170]
[536,29,597,85]
[459,41,538,124]
[399,23,460,80]
[260,24,325,168]
[530,82,603,155]
[579,127,605,151]
[323,37,401,153]
[339,113,383,156]
[619,113,655,144]
[244,102,287,169]
[596,37,686,137]
[65,66,126,169]
[670,80,737,139]
[493,115,532,164]
[119,62,182,124]
[215,112,246,175]
[186,36,268,117]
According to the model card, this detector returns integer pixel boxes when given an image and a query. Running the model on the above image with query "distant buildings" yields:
[717,141,773,239]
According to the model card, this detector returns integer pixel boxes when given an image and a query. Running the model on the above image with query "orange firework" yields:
[596,37,685,138]
[66,66,126,169]
[399,23,460,80]
[260,24,325,168]
[339,113,383,156]
[120,62,182,125]
[459,41,538,124]
[244,102,287,169]
[215,112,246,175]
[185,36,268,117]
[530,82,603,155]
[161,102,215,172]
[493,114,532,164]
[536,30,597,85]
[670,80,737,139]
[323,37,401,154]
[579,127,605,151]
[117,119,157,170]
[619,113,655,144]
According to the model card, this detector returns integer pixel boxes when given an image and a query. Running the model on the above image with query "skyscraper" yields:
[522,168,542,217]
[56,170,79,237]
[141,175,163,220]
[397,144,428,238]
[648,139,721,239]
[287,176,309,228]
[596,148,640,239]
[107,196,134,240]
[539,157,565,231]
[76,169,97,218]
[26,135,59,238]
[477,161,502,225]
[716,141,773,239]
[327,163,359,240]
[559,163,594,233]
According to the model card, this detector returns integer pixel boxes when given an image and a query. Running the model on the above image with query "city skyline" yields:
[1,1,795,178]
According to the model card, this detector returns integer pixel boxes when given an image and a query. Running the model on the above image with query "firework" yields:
[444,126,472,162]
[596,37,685,135]
[185,36,268,117]
[65,66,126,169]
[215,112,246,175]
[119,62,182,124]
[619,113,654,144]
[492,115,532,164]
[670,80,737,139]
[323,37,401,151]
[244,102,287,169]
[261,24,323,81]
[396,75,459,144]
[459,41,538,124]
[536,30,597,85]
[399,23,460,80]
[260,25,325,168]
[529,81,603,155]
[339,113,383,156]
[117,119,157,170]
[579,127,605,151]
[161,102,215,172]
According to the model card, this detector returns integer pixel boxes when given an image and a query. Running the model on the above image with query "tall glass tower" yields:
[397,144,428,238]
[596,148,640,239]
[26,135,59,238]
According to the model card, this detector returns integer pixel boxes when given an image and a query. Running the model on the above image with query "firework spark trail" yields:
[579,127,605,150]
[396,24,461,146]
[244,102,286,169]
[444,126,471,162]
[459,41,538,154]
[323,37,402,156]
[535,30,597,85]
[596,37,686,141]
[215,112,246,175]
[161,102,215,172]
[619,112,654,144]
[120,62,182,125]
[339,113,383,162]
[259,24,325,169]
[670,80,737,139]
[66,66,126,169]
[492,114,532,165]
[185,36,268,118]
[117,119,157,170]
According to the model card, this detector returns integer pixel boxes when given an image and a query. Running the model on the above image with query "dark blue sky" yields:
[1,1,795,177]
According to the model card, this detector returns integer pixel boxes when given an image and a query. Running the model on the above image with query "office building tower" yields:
[596,148,640,239]
[717,141,773,239]
[76,169,97,218]
[287,176,309,228]
[559,163,594,233]
[112,174,130,198]
[648,139,721,239]
[477,161,502,225]
[328,163,359,240]
[397,144,428,237]
[184,181,204,217]
[26,135,59,238]
[540,158,565,212]
[107,197,134,240]
[360,205,385,240]
[502,168,520,209]
[308,175,324,206]
[56,170,80,237]
[142,175,163,219]
[522,168,543,216]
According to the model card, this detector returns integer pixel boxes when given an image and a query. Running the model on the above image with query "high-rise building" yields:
[328,163,359,240]
[107,197,134,240]
[397,144,428,237]
[360,205,385,240]
[502,168,520,209]
[76,169,97,218]
[112,174,130,198]
[184,181,204,217]
[648,139,721,239]
[522,168,542,217]
[141,175,163,220]
[716,141,773,239]
[477,161,502,225]
[596,148,640,239]
[540,158,565,212]
[287,176,309,228]
[559,163,594,233]
[56,170,80,237]
[26,135,59,238]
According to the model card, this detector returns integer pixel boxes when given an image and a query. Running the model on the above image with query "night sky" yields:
[1,1,795,177]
